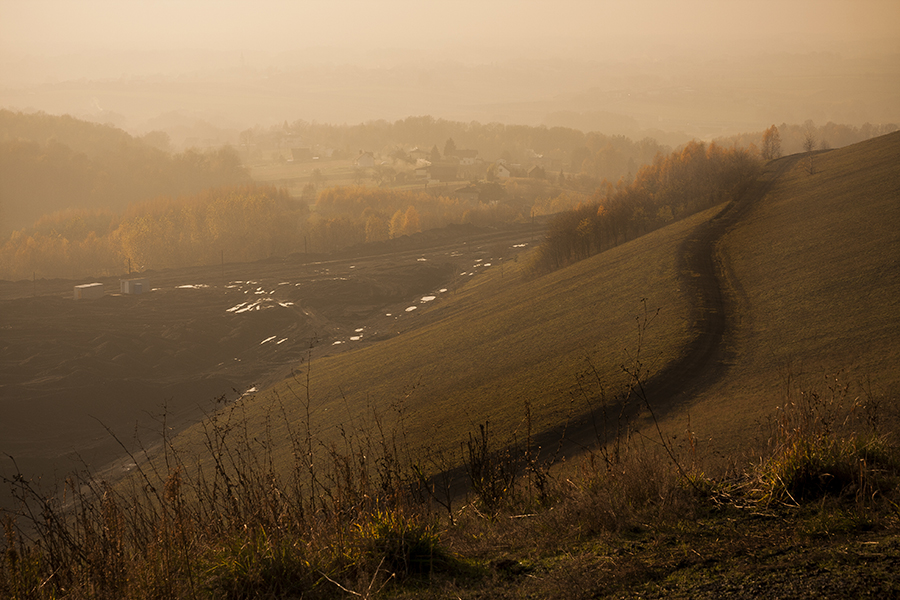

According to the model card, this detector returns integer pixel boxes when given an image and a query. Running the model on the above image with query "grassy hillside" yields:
[684,131,900,449]
[162,204,720,479]
[5,134,900,599]
[133,131,900,489]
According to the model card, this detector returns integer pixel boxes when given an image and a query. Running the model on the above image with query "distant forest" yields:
[245,115,668,182]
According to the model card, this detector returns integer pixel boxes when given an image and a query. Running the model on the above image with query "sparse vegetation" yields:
[2,118,899,598]
[2,356,897,598]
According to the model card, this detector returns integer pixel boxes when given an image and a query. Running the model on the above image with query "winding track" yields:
[533,154,804,458]
[427,156,803,498]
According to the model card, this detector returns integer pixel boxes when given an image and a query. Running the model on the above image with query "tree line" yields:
[248,116,670,183]
[0,185,304,280]
[719,120,897,158]
[0,182,532,280]
[529,141,762,274]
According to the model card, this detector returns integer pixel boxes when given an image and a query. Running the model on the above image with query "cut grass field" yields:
[248,158,363,195]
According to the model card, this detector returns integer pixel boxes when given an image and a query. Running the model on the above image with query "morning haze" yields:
[2,1,900,597]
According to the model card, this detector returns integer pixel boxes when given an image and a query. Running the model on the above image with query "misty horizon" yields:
[2,0,898,141]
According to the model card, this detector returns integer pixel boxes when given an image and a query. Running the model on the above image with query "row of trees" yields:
[722,121,897,159]
[0,185,305,280]
[529,141,762,273]
[307,185,525,254]
[0,181,532,279]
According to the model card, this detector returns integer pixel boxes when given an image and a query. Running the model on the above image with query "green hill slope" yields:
[686,132,900,449]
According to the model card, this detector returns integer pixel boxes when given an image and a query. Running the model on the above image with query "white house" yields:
[74,283,104,300]
[120,277,148,294]
[496,163,511,179]
[456,149,478,165]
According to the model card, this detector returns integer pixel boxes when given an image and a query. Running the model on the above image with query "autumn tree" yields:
[530,143,763,275]
[761,125,782,160]
[802,121,817,174]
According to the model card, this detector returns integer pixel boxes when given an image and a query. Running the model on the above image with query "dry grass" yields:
[684,132,900,453]
[2,358,898,599]
[5,133,900,598]
[155,203,714,492]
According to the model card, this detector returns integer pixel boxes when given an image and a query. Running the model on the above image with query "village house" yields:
[455,148,479,165]
[454,184,480,203]
[354,151,376,168]
[414,159,431,179]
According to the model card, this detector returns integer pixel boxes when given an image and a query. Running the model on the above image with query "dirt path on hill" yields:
[538,155,804,459]
[427,157,804,499]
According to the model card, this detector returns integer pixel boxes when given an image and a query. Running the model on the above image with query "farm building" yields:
[120,278,148,294]
[74,283,104,300]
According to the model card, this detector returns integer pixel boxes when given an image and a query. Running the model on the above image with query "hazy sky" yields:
[3,0,898,75]
[2,0,898,135]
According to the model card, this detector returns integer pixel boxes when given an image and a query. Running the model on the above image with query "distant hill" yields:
[0,110,249,234]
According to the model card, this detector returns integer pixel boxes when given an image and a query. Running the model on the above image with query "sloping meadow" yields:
[687,131,900,451]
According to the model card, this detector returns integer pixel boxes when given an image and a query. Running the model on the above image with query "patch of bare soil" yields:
[0,223,537,509]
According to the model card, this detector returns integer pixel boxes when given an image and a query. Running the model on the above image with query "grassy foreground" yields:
[3,365,898,598]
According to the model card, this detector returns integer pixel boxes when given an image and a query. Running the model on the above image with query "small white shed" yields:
[120,277,148,294]
[74,282,104,300]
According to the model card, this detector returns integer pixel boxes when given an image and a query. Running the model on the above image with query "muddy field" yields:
[0,224,538,507]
